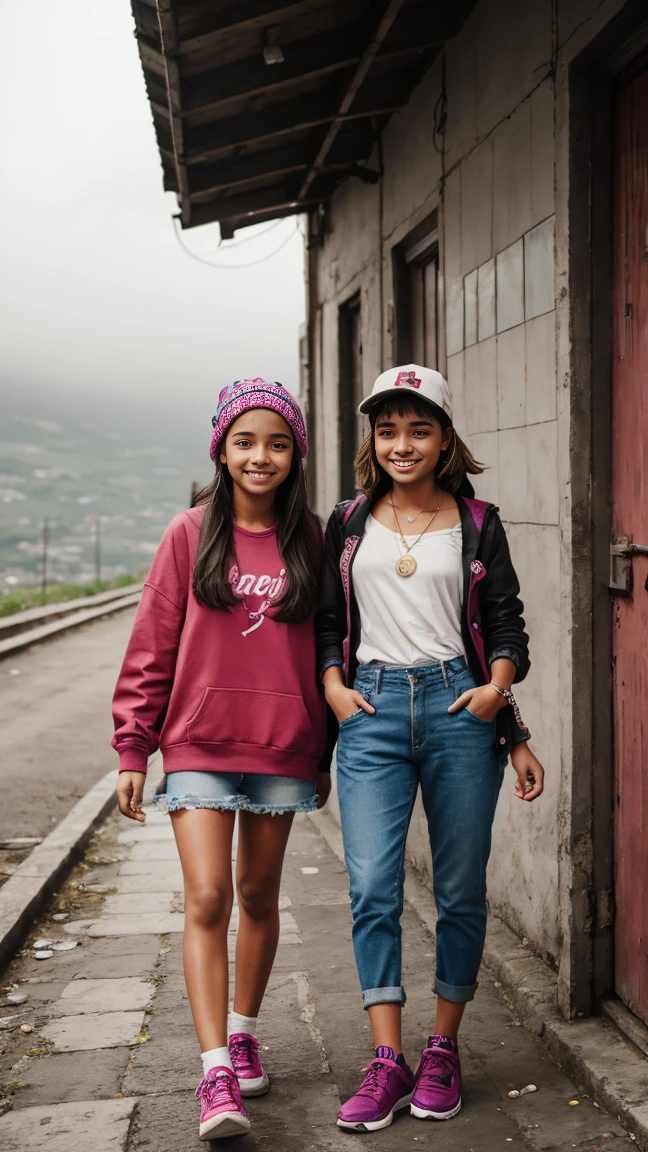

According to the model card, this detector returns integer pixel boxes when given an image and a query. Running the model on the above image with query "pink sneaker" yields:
[411,1035,462,1120]
[196,1066,250,1140]
[229,1032,270,1096]
[337,1047,415,1131]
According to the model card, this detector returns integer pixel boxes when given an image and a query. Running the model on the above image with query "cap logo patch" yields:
[394,370,421,389]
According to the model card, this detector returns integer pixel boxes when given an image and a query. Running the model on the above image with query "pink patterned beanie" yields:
[209,378,308,461]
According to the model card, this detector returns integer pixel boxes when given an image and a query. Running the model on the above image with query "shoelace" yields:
[418,1049,455,1088]
[196,1072,236,1108]
[355,1058,392,1100]
[230,1035,260,1074]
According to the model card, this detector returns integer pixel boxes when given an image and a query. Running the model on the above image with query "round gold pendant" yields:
[396,554,417,577]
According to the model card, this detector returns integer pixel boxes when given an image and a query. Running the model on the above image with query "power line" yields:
[172,217,300,269]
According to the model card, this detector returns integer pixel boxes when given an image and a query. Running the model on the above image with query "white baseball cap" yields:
[358,364,452,423]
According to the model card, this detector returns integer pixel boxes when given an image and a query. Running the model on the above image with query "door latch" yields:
[610,536,648,594]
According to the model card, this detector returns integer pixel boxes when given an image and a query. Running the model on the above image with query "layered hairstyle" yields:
[355,393,483,499]
[192,430,321,623]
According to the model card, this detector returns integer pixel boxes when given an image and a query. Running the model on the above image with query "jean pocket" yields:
[463,706,496,727]
[339,708,367,728]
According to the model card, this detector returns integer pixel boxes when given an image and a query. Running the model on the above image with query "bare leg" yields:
[171,808,236,1051]
[434,997,466,1040]
[232,810,295,1018]
[367,1004,403,1054]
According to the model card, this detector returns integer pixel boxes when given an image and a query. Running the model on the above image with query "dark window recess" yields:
[393,211,439,368]
[338,292,364,501]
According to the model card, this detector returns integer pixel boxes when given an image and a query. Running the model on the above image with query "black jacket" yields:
[316,492,531,762]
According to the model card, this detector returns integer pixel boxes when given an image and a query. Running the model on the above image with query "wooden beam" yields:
[178,0,364,77]
[298,0,407,200]
[182,36,444,124]
[191,165,306,203]
[189,144,380,200]
[155,1,190,225]
[190,143,309,195]
[186,196,320,232]
[182,29,358,119]
[189,186,298,221]
[176,0,337,47]
[137,38,166,79]
[185,93,403,166]
[190,164,378,203]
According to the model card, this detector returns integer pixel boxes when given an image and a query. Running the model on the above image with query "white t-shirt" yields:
[354,514,465,667]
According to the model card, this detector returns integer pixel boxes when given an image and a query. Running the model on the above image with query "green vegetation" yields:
[1,380,209,588]
[0,573,142,618]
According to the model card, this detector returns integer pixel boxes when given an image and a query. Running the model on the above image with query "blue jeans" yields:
[336,656,505,1008]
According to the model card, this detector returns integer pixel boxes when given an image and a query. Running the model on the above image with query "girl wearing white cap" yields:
[316,364,544,1132]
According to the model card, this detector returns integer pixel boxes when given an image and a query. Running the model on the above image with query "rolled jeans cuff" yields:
[362,986,406,1009]
[433,977,478,1003]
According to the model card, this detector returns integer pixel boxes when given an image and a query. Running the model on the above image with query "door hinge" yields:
[610,537,648,595]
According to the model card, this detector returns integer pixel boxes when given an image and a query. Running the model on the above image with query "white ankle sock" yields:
[228,1011,257,1038]
[201,1046,233,1077]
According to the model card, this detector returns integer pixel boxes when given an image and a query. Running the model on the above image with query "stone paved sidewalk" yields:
[0,774,634,1151]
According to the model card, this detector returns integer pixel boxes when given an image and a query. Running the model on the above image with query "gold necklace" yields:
[390,495,442,577]
[390,500,439,524]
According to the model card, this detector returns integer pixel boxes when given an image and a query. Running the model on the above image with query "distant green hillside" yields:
[1,382,213,588]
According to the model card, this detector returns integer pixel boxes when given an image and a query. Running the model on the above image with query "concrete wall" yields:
[308,0,634,1001]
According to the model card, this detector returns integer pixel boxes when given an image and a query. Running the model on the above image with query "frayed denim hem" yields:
[153,794,318,816]
[154,795,243,814]
[242,795,318,816]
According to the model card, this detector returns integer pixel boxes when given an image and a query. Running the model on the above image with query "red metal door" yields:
[612,66,648,1024]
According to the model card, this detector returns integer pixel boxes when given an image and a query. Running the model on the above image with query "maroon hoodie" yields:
[112,507,327,779]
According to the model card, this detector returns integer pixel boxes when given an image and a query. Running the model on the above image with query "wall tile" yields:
[478,336,498,433]
[526,310,556,425]
[493,100,532,252]
[477,258,496,341]
[497,323,526,429]
[497,426,528,523]
[526,420,559,524]
[496,239,524,332]
[524,216,555,320]
[464,268,478,347]
[444,24,478,169]
[465,336,497,436]
[463,343,480,436]
[474,0,553,144]
[460,139,493,275]
[530,80,555,224]
[506,523,560,627]
[469,429,499,505]
[444,168,462,286]
[446,275,464,357]
[446,351,466,438]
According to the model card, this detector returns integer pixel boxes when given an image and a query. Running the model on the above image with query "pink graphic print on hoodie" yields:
[228,562,286,636]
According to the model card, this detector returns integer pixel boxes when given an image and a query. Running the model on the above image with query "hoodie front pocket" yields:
[187,688,316,754]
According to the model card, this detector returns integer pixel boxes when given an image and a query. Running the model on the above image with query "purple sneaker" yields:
[337,1046,415,1132]
[411,1034,462,1120]
[196,1066,250,1140]
[229,1032,270,1097]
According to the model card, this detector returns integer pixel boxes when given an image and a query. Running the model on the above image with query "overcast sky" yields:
[0,0,306,411]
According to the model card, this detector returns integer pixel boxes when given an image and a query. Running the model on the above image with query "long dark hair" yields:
[192,437,321,623]
[355,394,483,499]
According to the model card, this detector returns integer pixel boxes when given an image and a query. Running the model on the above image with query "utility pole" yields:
[95,516,101,583]
[41,516,49,602]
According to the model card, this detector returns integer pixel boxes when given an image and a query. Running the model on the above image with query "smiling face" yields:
[373,402,453,488]
[219,408,294,496]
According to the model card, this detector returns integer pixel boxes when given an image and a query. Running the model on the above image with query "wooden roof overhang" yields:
[132,1,476,238]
